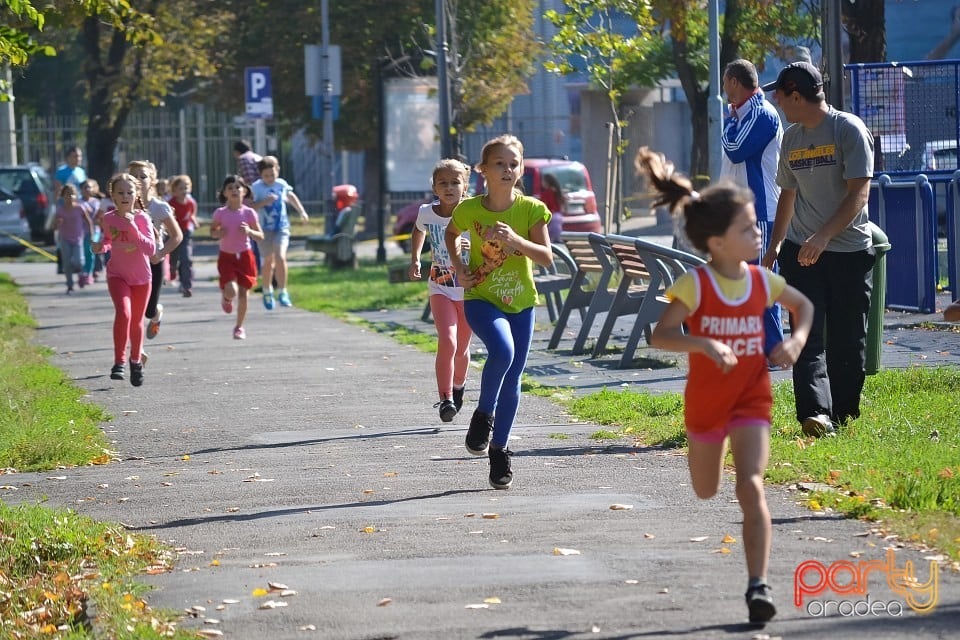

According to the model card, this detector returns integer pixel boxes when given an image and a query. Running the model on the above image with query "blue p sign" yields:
[245,67,273,119]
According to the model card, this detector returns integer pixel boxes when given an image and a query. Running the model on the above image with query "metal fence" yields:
[848,60,959,175]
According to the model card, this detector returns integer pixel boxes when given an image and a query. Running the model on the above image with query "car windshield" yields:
[544,167,588,192]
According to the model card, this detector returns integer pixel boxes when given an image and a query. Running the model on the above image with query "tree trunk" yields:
[671,36,710,180]
[80,12,149,188]
[842,0,886,63]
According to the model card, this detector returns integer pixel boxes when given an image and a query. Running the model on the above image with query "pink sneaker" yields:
[221,297,233,314]
[233,326,246,340]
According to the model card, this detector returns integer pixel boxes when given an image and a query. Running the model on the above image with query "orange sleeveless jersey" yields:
[684,265,772,434]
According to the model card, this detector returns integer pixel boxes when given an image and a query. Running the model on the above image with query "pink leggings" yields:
[107,277,151,365]
[430,294,471,398]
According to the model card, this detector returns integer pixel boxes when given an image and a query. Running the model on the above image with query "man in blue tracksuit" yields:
[720,58,785,356]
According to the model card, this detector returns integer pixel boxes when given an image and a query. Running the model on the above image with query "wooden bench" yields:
[547,232,619,354]
[609,235,705,368]
[591,233,657,359]
[306,205,360,268]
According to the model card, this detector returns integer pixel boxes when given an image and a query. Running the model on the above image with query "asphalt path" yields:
[2,243,959,639]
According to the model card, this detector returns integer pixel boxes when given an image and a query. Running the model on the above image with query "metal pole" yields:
[436,0,452,159]
[707,0,723,182]
[322,0,336,234]
[822,0,845,109]
[178,107,187,174]
[376,59,387,263]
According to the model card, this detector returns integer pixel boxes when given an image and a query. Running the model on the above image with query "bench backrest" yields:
[334,205,360,237]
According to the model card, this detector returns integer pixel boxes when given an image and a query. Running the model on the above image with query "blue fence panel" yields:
[873,174,938,312]
[949,173,960,295]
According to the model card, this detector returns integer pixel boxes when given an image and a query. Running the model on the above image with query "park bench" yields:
[306,205,360,268]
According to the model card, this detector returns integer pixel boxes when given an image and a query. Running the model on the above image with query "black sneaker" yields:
[436,399,457,423]
[130,362,144,387]
[745,583,776,623]
[452,386,465,412]
[465,410,493,456]
[488,447,513,489]
[110,364,124,380]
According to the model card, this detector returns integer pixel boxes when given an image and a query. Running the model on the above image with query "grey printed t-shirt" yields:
[776,107,874,252]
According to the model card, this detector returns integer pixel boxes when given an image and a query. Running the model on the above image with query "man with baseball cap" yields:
[760,61,877,438]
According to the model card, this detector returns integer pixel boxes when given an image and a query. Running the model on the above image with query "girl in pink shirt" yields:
[210,175,263,340]
[54,184,93,293]
[92,173,156,387]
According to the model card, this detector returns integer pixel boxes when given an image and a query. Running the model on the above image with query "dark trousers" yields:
[779,240,875,424]
[145,260,164,320]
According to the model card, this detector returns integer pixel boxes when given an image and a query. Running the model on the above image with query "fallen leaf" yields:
[280,589,298,597]
[268,582,289,591]
[252,588,269,597]
[264,552,287,556]
[361,526,377,533]
[222,599,240,604]
[182,455,191,461]
[849,551,863,558]
[609,504,633,510]
[658,587,669,594]
[713,547,732,554]
[689,536,708,543]
[209,559,220,567]
[196,631,223,638]
[377,598,392,607]
[483,597,501,604]
[721,534,737,544]
[624,579,639,585]
[552,547,581,556]
[300,625,317,631]
[258,600,288,609]
[643,533,656,539]
[482,513,499,519]
[383,471,397,477]
[465,603,490,609]
[362,489,375,494]
[226,507,240,512]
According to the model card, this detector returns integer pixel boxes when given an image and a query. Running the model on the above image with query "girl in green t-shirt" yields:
[444,135,553,490]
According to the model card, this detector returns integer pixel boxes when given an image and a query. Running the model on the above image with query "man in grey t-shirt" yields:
[761,62,876,437]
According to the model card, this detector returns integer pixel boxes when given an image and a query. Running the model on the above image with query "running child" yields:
[250,155,309,309]
[445,134,553,489]
[91,173,155,386]
[168,174,198,297]
[636,147,813,624]
[128,161,182,345]
[53,184,93,293]
[409,159,473,423]
[210,175,263,340]
[79,179,105,283]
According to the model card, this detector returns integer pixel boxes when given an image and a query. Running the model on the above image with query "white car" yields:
[921,139,958,172]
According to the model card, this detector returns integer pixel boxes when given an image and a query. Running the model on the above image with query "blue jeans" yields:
[464,301,535,448]
[59,240,84,288]
[778,240,875,424]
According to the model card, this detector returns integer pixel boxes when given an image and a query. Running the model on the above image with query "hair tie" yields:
[689,190,701,201]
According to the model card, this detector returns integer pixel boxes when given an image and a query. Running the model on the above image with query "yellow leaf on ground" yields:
[483,597,501,604]
[553,547,581,556]
[362,526,376,533]
[252,588,268,597]
[722,534,736,544]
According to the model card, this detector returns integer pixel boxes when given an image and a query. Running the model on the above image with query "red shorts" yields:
[217,249,257,290]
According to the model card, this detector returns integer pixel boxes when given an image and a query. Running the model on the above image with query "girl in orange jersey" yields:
[637,147,813,625]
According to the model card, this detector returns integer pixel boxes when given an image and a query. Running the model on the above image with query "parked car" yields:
[473,157,602,235]
[392,196,435,254]
[0,164,56,244]
[0,188,28,257]
[921,139,958,173]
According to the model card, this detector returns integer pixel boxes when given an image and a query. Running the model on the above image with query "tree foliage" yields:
[0,0,53,67]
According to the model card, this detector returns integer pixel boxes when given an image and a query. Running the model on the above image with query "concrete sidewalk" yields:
[2,237,958,639]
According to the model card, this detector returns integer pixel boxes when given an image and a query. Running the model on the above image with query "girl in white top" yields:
[408,159,473,423]
[127,160,182,355]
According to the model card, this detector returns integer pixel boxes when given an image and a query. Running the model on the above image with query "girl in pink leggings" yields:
[408,159,473,423]
[93,173,155,387]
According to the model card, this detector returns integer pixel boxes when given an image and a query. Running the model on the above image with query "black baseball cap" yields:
[761,61,824,98]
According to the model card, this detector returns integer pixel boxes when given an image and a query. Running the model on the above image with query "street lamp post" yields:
[436,0,452,159]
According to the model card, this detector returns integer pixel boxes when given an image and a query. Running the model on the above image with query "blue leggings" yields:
[464,300,535,448]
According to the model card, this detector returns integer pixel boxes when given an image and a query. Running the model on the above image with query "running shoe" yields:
[146,304,163,339]
[263,292,275,310]
[278,291,292,307]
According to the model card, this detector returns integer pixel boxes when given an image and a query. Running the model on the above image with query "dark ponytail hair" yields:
[218,174,251,204]
[634,147,754,255]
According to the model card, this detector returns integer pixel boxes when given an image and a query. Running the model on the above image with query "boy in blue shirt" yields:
[250,155,309,309]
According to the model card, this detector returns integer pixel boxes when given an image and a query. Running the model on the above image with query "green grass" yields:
[0,274,114,471]
[287,259,428,319]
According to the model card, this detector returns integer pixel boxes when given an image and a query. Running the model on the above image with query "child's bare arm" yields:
[408,227,426,280]
[245,216,265,241]
[286,192,309,221]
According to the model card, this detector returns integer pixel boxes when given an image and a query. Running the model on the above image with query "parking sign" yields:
[245,67,273,119]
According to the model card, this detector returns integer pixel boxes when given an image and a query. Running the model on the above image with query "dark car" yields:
[0,165,56,244]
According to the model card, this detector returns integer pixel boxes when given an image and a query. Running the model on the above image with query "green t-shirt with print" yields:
[452,194,551,313]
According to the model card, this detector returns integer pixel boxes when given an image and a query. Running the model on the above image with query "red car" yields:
[393,158,601,252]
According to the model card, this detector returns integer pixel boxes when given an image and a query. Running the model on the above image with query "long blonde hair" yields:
[107,172,146,212]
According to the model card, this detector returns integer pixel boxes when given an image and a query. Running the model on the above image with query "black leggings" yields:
[145,260,164,320]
